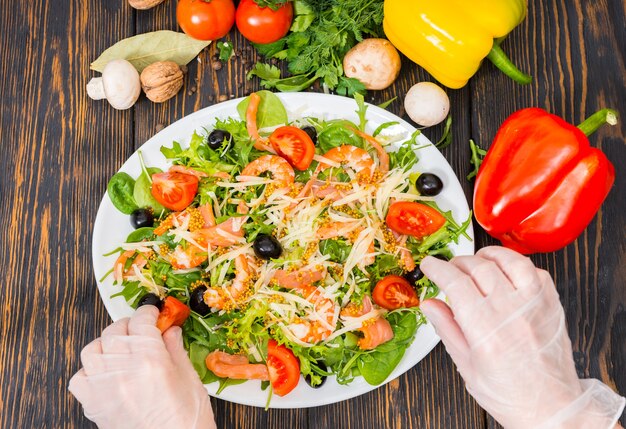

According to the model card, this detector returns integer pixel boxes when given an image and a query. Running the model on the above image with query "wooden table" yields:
[1,1,624,427]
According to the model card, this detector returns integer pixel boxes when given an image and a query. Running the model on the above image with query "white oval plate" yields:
[92,93,474,408]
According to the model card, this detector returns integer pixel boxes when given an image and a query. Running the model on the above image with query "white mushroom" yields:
[343,38,401,90]
[404,82,450,127]
[87,59,141,110]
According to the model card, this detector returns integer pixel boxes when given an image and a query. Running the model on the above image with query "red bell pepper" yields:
[474,108,617,254]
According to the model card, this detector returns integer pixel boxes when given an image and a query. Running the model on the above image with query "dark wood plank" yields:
[469,0,626,427]
[0,0,136,427]
[1,0,623,428]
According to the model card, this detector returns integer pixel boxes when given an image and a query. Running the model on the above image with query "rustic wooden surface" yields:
[0,0,624,428]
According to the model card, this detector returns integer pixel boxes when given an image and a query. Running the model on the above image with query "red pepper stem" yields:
[576,109,619,137]
[487,44,532,85]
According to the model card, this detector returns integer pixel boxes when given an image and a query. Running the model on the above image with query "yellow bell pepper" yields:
[383,0,531,89]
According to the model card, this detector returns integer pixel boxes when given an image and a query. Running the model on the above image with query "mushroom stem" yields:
[87,77,106,100]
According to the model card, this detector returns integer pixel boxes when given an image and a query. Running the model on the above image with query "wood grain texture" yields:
[0,0,624,428]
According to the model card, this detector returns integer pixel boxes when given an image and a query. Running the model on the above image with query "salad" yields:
[102,91,471,404]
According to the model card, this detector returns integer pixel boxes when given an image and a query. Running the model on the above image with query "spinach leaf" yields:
[189,342,211,382]
[317,120,364,152]
[357,311,419,385]
[133,167,166,216]
[107,172,138,215]
[126,227,155,243]
[236,90,288,129]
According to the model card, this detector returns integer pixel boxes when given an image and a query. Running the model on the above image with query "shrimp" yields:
[342,296,394,350]
[168,165,208,179]
[239,155,295,189]
[113,250,148,282]
[205,350,269,380]
[245,92,276,154]
[316,220,362,240]
[203,254,252,310]
[285,286,336,344]
[154,207,205,236]
[297,145,375,201]
[169,244,206,270]
[236,200,249,215]
[198,202,216,228]
[192,217,247,248]
[346,126,390,173]
[395,234,416,271]
[271,268,326,289]
[316,145,375,178]
[316,221,376,266]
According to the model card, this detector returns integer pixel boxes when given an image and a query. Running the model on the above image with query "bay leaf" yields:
[91,30,211,73]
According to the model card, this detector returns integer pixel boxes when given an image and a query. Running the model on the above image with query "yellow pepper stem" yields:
[487,44,532,85]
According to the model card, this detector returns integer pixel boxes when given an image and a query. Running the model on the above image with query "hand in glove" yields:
[420,246,625,429]
[69,306,216,429]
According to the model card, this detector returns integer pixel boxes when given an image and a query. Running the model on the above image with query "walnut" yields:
[140,61,184,103]
[128,0,167,10]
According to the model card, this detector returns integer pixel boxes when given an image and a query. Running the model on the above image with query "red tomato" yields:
[156,297,191,333]
[385,201,446,239]
[267,339,300,396]
[177,0,236,41]
[236,0,293,44]
[269,126,315,170]
[151,171,199,211]
[372,275,420,310]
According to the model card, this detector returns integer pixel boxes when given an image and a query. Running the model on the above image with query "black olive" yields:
[253,234,283,260]
[434,254,450,262]
[207,129,232,150]
[304,362,328,388]
[301,126,318,144]
[415,173,443,196]
[130,208,154,229]
[190,285,211,316]
[404,266,424,285]
[137,293,163,310]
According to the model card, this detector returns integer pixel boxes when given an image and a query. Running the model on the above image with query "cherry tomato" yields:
[236,0,293,44]
[372,275,420,310]
[267,339,300,396]
[151,171,199,212]
[156,297,191,333]
[177,0,236,41]
[385,201,446,239]
[269,126,315,170]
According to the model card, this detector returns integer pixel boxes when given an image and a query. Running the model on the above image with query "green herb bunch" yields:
[248,0,385,95]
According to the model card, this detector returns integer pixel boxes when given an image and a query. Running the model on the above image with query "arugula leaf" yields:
[319,239,352,263]
[377,97,397,110]
[435,115,453,149]
[467,139,487,180]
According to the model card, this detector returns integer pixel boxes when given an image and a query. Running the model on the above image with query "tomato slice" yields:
[372,275,420,310]
[156,296,191,333]
[385,201,446,239]
[269,126,315,171]
[266,339,300,396]
[151,171,199,211]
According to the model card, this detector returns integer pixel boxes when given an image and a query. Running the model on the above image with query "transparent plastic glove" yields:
[69,306,216,429]
[420,246,625,429]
